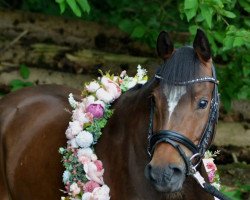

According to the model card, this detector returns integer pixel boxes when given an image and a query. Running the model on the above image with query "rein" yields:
[147,66,229,200]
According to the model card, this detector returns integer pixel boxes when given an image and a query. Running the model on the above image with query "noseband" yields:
[148,66,219,175]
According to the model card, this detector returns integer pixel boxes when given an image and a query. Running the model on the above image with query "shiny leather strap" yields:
[149,130,199,155]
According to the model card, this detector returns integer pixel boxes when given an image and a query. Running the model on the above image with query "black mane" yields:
[157,46,201,85]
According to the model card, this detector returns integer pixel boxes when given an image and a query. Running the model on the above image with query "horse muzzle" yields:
[144,163,185,193]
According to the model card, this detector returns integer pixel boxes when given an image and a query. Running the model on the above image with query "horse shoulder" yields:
[0,85,80,200]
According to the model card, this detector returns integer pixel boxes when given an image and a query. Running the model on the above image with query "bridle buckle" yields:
[189,153,202,174]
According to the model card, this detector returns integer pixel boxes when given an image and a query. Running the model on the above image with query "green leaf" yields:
[184,0,198,10]
[189,25,198,35]
[58,2,66,14]
[131,26,146,38]
[200,4,213,28]
[55,0,65,3]
[233,36,245,47]
[213,31,224,43]
[221,10,236,19]
[76,0,90,14]
[184,8,197,21]
[20,64,30,79]
[183,0,198,21]
[222,96,232,111]
[66,0,81,17]
[10,79,24,87]
[118,19,134,33]
[238,85,250,99]
[238,0,250,12]
[195,13,204,22]
[223,36,234,51]
[244,19,250,28]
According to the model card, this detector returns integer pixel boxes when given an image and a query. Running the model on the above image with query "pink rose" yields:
[208,170,215,183]
[84,180,100,193]
[78,155,91,165]
[206,162,217,171]
[84,162,104,184]
[101,77,121,99]
[203,158,217,172]
[86,104,104,119]
[94,160,103,171]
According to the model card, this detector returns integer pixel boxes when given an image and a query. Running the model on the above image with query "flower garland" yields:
[59,65,148,200]
[59,65,221,200]
[203,150,221,190]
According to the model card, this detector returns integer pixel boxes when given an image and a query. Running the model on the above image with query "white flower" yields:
[81,186,110,200]
[92,185,110,200]
[75,131,94,148]
[96,88,113,103]
[113,76,119,82]
[127,77,137,89]
[136,65,147,80]
[77,148,95,164]
[212,182,221,190]
[86,81,100,93]
[70,182,81,196]
[68,138,79,148]
[120,70,127,78]
[68,93,78,109]
[91,154,97,161]
[72,109,92,126]
[82,192,92,200]
[62,170,71,184]
[65,121,82,139]
[82,95,96,108]
[77,147,94,158]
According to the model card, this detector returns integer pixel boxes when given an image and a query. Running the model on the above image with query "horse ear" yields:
[193,29,211,62]
[157,31,174,60]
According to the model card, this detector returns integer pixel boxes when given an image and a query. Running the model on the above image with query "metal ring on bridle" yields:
[189,153,202,169]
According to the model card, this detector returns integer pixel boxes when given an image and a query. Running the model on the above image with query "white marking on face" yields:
[164,86,186,120]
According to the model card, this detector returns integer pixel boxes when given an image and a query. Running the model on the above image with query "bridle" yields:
[147,65,220,175]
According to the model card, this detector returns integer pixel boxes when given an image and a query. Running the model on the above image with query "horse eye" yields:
[198,99,208,109]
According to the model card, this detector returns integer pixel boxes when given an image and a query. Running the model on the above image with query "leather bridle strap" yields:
[149,131,200,175]
[147,65,219,175]
[149,130,199,155]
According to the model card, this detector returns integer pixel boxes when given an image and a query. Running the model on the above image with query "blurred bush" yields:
[1,0,249,111]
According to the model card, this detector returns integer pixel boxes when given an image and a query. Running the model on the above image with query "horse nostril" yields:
[169,164,184,178]
[147,164,152,171]
[145,164,156,182]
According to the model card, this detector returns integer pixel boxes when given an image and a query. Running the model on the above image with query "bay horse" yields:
[0,29,219,200]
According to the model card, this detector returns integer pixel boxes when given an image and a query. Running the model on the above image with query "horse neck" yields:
[109,84,152,155]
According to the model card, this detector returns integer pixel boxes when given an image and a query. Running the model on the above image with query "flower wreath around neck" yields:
[59,65,221,200]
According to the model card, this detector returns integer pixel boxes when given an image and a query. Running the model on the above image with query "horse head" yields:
[144,29,219,194]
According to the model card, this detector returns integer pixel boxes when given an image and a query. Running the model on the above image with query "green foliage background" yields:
[1,0,250,111]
